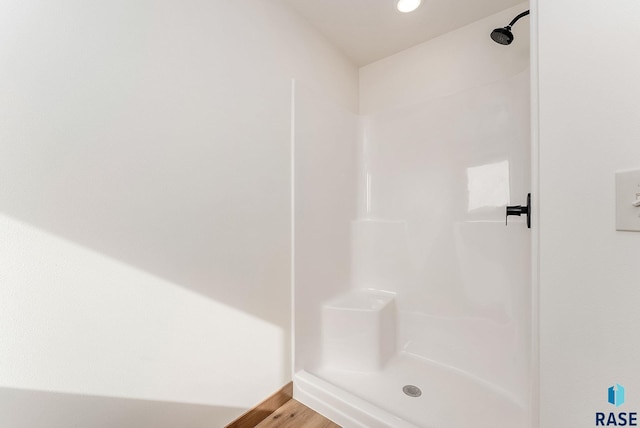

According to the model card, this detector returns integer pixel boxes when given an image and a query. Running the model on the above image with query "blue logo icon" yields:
[609,384,626,407]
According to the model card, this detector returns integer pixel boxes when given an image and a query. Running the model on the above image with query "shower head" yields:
[490,26,514,45]
[490,10,529,45]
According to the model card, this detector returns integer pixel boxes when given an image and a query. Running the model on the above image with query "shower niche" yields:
[292,5,532,427]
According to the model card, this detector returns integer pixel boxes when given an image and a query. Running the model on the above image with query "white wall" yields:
[0,0,357,426]
[537,0,640,426]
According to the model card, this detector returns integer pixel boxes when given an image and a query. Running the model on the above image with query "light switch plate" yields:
[616,169,640,232]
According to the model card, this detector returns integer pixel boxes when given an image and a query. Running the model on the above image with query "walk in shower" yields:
[292,4,533,427]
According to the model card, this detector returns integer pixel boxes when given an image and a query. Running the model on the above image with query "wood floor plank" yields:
[254,399,340,428]
[225,383,293,428]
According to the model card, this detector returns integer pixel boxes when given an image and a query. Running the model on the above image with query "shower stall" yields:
[292,4,534,427]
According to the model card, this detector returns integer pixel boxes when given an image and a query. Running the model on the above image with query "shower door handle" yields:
[506,193,531,229]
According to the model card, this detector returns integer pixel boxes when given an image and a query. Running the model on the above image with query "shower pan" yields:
[291,4,533,428]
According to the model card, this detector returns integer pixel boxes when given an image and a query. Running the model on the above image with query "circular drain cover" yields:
[402,385,422,397]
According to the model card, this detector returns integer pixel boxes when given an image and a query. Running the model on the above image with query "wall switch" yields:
[616,169,640,232]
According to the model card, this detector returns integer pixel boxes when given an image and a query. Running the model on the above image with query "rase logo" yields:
[610,384,627,407]
[596,384,637,426]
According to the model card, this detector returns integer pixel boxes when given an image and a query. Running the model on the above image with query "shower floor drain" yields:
[402,385,422,397]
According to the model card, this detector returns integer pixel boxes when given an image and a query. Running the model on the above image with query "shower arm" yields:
[507,10,530,28]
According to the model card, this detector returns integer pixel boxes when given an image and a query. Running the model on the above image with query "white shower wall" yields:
[357,70,531,398]
[359,3,530,115]
[293,82,359,373]
[294,3,532,426]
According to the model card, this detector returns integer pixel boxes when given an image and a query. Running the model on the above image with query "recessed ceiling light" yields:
[397,0,421,13]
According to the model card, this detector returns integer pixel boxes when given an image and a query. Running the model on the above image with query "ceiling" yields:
[282,0,525,66]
